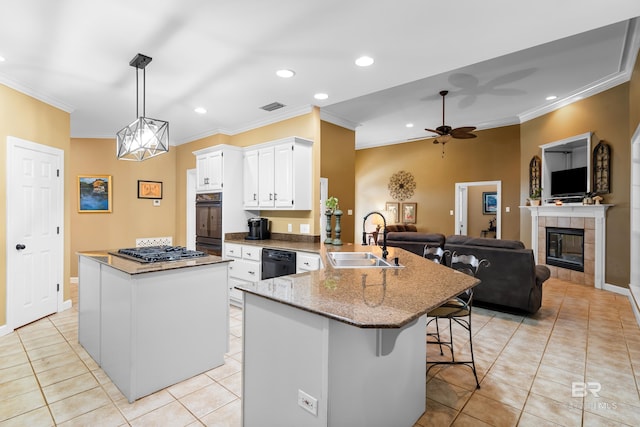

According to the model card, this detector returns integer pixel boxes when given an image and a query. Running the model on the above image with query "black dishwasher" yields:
[261,249,297,279]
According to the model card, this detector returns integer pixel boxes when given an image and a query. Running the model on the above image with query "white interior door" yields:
[630,125,640,305]
[6,137,63,329]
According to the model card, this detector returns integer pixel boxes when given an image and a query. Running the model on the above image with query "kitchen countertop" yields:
[77,250,231,275]
[236,244,479,329]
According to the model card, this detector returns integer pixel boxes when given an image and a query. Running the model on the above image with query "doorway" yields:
[6,136,63,330]
[454,180,502,239]
[631,125,640,311]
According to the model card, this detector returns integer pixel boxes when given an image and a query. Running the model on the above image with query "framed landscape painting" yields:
[78,175,112,213]
[483,191,497,214]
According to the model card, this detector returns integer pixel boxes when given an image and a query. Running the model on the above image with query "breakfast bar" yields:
[77,250,231,402]
[238,244,479,427]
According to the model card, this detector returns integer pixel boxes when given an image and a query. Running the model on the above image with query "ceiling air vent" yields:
[260,102,285,112]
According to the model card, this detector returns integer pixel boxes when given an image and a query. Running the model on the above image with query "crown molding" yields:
[0,73,75,113]
[319,110,360,131]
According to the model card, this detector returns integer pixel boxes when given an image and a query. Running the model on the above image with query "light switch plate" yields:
[300,224,310,233]
[153,200,160,206]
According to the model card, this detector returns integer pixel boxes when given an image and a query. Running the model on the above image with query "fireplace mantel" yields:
[523,204,612,289]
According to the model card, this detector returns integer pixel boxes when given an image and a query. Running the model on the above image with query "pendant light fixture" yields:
[116,53,169,161]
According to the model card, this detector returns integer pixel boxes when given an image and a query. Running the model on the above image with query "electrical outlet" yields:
[348,209,353,215]
[287,223,292,232]
[505,206,510,212]
[298,389,318,416]
[153,200,160,207]
[449,210,454,216]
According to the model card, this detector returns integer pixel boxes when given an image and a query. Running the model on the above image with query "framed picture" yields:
[401,202,417,224]
[138,180,163,199]
[483,191,497,214]
[385,202,399,224]
[78,175,112,213]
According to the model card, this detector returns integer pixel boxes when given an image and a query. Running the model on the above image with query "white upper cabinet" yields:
[243,137,313,210]
[195,149,223,192]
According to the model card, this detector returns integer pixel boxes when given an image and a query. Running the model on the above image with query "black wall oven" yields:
[196,193,222,256]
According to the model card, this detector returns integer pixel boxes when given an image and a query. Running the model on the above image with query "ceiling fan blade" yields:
[452,126,476,133]
[450,130,477,139]
[425,128,445,136]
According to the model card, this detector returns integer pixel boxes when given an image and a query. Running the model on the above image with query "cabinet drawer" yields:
[225,243,242,259]
[297,252,321,272]
[242,245,261,261]
[232,259,261,282]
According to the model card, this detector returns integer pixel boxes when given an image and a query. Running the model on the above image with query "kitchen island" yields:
[77,250,231,402]
[237,244,479,427]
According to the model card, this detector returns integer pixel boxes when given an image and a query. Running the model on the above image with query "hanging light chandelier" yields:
[116,53,169,161]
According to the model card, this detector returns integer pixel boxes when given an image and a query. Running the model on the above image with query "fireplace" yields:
[546,227,584,272]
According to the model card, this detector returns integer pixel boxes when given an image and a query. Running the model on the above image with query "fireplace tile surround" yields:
[526,205,611,289]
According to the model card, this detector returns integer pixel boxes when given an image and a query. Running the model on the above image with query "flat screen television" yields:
[550,166,587,197]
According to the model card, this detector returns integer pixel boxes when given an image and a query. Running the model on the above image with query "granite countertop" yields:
[77,250,231,275]
[236,244,480,329]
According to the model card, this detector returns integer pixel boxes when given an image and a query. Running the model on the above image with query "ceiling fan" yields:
[425,90,477,153]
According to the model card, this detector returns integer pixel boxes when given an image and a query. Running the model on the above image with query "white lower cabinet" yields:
[226,243,262,306]
[296,251,322,273]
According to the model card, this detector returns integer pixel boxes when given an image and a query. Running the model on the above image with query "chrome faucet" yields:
[362,211,389,259]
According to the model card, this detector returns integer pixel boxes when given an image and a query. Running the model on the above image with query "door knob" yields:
[16,244,26,250]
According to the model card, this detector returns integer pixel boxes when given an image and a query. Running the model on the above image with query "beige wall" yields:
[69,138,177,276]
[355,125,521,241]
[320,121,356,243]
[519,84,630,287]
[0,84,71,325]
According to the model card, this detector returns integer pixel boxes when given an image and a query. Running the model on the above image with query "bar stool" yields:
[426,252,489,389]
[423,245,450,265]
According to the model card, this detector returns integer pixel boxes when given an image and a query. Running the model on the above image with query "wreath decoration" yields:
[388,170,416,201]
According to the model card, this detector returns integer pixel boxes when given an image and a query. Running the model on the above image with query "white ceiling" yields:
[1,1,639,150]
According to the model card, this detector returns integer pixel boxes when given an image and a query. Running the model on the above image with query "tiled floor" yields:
[1,278,639,426]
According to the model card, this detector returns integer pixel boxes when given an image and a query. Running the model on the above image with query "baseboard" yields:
[602,282,629,296]
[70,277,78,284]
[60,299,73,311]
[601,283,640,327]
[0,323,13,337]
[629,285,640,328]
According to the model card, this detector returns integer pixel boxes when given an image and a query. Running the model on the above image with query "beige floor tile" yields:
[42,372,99,404]
[415,398,459,427]
[179,383,238,419]
[57,402,127,427]
[206,358,242,382]
[0,350,29,371]
[20,332,65,352]
[0,406,54,427]
[0,362,34,385]
[129,400,196,426]
[535,363,584,385]
[35,359,89,388]
[48,386,111,424]
[584,395,640,425]
[516,411,563,426]
[167,373,216,399]
[199,398,241,427]
[426,377,472,411]
[477,375,529,410]
[432,363,483,392]
[115,389,175,421]
[460,393,520,427]
[486,362,535,390]
[523,392,582,427]
[530,376,583,410]
[582,408,635,426]
[25,342,73,362]
[0,389,46,422]
[218,372,242,397]
[31,350,82,374]
[0,375,40,402]
[451,412,494,426]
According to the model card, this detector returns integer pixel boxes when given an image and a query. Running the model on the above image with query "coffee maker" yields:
[246,217,270,240]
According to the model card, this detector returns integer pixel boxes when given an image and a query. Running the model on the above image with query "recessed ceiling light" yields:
[406,123,414,128]
[194,107,207,114]
[355,56,374,67]
[545,95,557,101]
[276,69,295,78]
[314,93,328,100]
[0,55,5,62]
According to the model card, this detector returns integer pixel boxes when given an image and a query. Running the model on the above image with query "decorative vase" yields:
[530,199,541,206]
[333,209,343,245]
[324,210,333,244]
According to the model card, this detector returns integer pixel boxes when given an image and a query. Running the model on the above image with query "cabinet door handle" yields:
[248,270,256,275]
[204,177,209,185]
[269,193,273,200]
[253,193,257,201]
[274,193,277,200]
[246,252,252,257]
[304,262,310,266]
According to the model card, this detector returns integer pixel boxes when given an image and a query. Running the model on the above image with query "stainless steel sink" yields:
[327,252,402,268]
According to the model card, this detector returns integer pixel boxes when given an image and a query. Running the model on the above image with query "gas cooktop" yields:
[112,246,207,263]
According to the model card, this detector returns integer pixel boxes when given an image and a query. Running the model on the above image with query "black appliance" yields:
[246,217,270,240]
[112,246,207,263]
[196,192,222,255]
[261,249,296,280]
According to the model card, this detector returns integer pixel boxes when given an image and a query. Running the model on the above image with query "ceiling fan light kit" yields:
[425,90,477,157]
[116,53,169,161]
